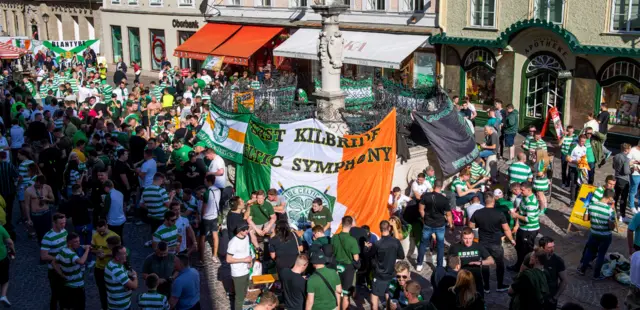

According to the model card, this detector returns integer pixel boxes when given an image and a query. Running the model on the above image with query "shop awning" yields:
[174,23,242,61]
[212,26,283,66]
[0,41,25,59]
[274,29,429,69]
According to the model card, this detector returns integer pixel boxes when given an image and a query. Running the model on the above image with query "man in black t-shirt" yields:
[521,236,567,310]
[370,221,405,310]
[416,180,452,272]
[280,254,308,310]
[597,103,610,135]
[128,126,147,165]
[448,227,494,296]
[401,280,437,310]
[112,149,134,204]
[470,192,515,293]
[225,197,259,249]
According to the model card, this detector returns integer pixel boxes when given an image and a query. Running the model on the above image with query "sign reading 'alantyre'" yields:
[172,19,199,29]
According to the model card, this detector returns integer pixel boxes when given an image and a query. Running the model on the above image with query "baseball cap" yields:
[493,189,503,197]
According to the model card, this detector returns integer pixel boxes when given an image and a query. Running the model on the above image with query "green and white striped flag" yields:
[196,104,251,164]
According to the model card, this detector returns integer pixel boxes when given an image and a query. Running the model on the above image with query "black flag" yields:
[412,96,478,177]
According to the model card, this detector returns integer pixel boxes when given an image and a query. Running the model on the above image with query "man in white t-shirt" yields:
[568,134,588,202]
[137,149,157,188]
[411,173,432,200]
[388,187,411,216]
[226,223,253,310]
[205,148,227,189]
[200,175,221,264]
[171,202,196,255]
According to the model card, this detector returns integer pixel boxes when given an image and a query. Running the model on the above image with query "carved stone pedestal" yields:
[311,4,349,134]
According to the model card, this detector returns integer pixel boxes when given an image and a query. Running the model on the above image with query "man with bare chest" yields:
[25,175,55,243]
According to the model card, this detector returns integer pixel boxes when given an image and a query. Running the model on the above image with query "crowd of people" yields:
[0,51,637,310]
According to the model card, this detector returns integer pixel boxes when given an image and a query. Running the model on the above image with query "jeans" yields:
[232,274,250,310]
[481,242,505,288]
[588,162,596,185]
[417,225,445,267]
[95,268,108,310]
[32,210,52,244]
[630,175,640,211]
[561,155,569,186]
[580,233,613,278]
[456,192,484,206]
[615,178,630,218]
[479,150,495,159]
[569,166,579,202]
[75,224,94,263]
[303,228,331,246]
[514,229,537,270]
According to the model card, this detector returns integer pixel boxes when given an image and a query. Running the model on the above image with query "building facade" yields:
[0,1,101,41]
[432,0,640,142]
[100,0,207,73]
[194,0,440,87]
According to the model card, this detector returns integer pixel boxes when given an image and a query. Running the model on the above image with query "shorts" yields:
[505,133,516,147]
[17,186,25,202]
[0,258,9,284]
[337,263,356,295]
[371,277,391,299]
[200,218,219,236]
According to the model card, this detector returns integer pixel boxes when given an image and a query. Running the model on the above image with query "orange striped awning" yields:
[174,23,241,61]
[211,26,283,66]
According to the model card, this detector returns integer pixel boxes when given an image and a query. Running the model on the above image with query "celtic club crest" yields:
[213,118,229,143]
[281,185,333,230]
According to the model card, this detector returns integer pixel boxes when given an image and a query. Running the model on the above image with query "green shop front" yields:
[430,19,640,144]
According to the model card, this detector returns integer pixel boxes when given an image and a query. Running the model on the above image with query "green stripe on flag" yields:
[236,119,280,200]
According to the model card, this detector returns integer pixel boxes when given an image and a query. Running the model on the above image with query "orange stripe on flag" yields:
[337,109,397,236]
[208,117,245,143]
[228,128,245,142]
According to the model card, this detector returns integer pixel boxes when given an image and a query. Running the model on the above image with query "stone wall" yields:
[443,45,461,98]
[569,57,598,127]
[495,52,514,106]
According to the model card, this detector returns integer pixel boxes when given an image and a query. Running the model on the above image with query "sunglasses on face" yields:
[396,275,409,279]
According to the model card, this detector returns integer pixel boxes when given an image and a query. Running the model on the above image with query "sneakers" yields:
[484,289,490,294]
[496,284,509,292]
[0,296,11,307]
[620,216,625,223]
[416,264,424,272]
[144,240,153,247]
[633,208,639,215]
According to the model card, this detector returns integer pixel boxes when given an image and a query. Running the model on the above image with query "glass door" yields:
[521,53,566,132]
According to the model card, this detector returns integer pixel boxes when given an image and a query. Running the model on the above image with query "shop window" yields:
[129,0,139,5]
[111,25,123,63]
[149,0,163,6]
[112,0,120,4]
[523,53,566,121]
[128,27,141,64]
[611,0,640,32]
[599,59,640,136]
[534,0,564,24]
[150,29,166,70]
[413,52,436,87]
[463,48,496,111]
[470,0,495,28]
[178,31,196,69]
[178,0,194,6]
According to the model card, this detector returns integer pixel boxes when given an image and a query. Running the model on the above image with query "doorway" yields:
[521,52,566,132]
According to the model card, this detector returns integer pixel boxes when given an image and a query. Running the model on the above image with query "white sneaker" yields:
[633,208,639,214]
[619,216,624,223]
[144,240,153,247]
[1,295,11,306]
[416,264,423,272]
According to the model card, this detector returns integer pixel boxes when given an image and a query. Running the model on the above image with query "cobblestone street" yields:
[7,210,212,309]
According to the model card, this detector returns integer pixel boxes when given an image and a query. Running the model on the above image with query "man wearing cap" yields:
[494,189,516,231]
[226,223,253,310]
[307,249,341,310]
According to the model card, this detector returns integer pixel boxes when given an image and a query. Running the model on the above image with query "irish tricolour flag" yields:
[196,105,250,164]
[234,110,397,235]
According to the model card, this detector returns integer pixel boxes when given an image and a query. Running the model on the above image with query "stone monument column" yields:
[311,2,349,133]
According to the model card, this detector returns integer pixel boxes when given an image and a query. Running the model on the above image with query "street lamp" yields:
[42,13,49,40]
